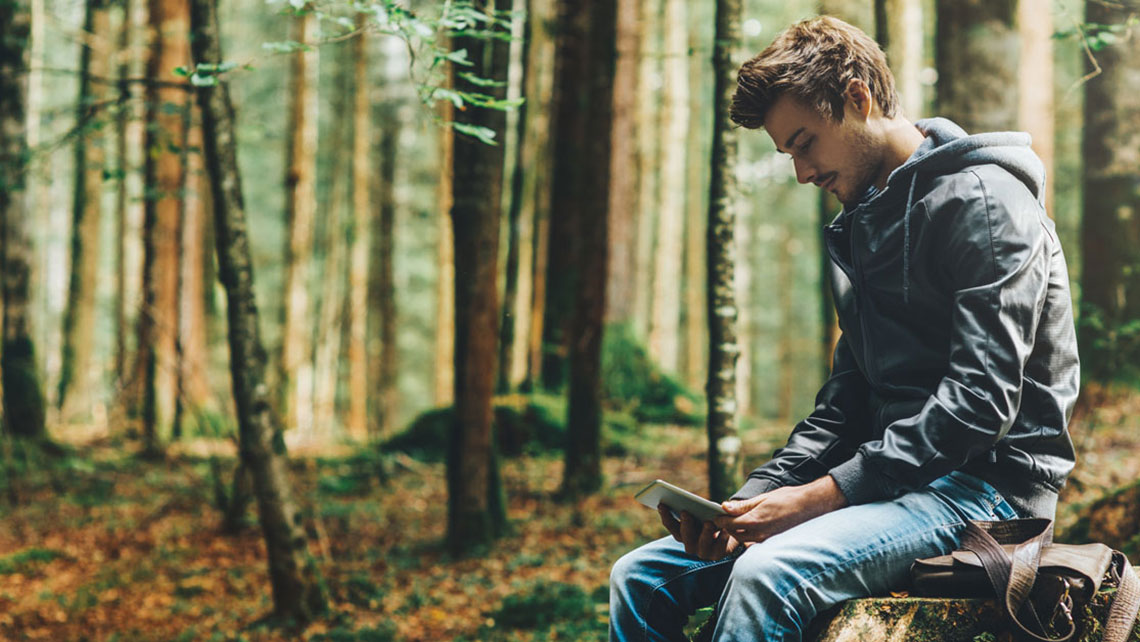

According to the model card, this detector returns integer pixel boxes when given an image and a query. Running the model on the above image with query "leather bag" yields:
[911,518,1140,642]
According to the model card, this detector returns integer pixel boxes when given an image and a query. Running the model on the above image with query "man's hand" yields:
[713,475,848,544]
[658,504,744,561]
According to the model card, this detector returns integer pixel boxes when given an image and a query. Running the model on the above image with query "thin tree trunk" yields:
[59,0,111,421]
[647,0,687,373]
[434,87,455,407]
[683,2,712,389]
[138,0,189,453]
[346,17,370,440]
[1079,0,1140,383]
[447,0,510,553]
[280,10,318,437]
[179,102,211,428]
[605,0,640,325]
[1017,0,1054,215]
[874,0,924,120]
[1,0,48,440]
[555,0,616,498]
[368,112,398,437]
[706,0,742,503]
[935,0,1019,133]
[632,0,662,342]
[113,0,136,384]
[188,0,327,619]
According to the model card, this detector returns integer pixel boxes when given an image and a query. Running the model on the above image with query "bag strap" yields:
[961,519,1066,641]
[962,519,1140,642]
[1105,551,1140,642]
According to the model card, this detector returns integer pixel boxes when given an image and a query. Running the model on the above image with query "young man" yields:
[610,16,1079,642]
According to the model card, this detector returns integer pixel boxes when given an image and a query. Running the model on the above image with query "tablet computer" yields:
[634,479,728,522]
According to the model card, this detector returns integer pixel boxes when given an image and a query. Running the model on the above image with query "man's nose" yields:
[793,157,815,184]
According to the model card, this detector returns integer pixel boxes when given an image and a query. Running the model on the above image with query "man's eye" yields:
[799,138,813,153]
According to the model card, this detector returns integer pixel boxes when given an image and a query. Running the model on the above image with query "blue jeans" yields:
[609,471,1019,641]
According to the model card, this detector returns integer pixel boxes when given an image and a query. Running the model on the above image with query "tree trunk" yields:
[139,0,190,453]
[368,112,398,438]
[935,0,1019,133]
[1079,0,1140,383]
[632,0,662,342]
[446,0,510,554]
[58,0,111,421]
[113,0,138,385]
[683,1,713,389]
[346,16,370,440]
[1017,0,1054,214]
[647,0,688,374]
[434,68,455,407]
[705,0,742,503]
[554,0,616,498]
[0,0,48,440]
[874,0,924,120]
[188,0,327,620]
[179,103,211,429]
[605,0,640,325]
[280,10,318,438]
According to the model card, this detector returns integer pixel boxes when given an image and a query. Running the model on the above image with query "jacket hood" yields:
[872,117,1047,303]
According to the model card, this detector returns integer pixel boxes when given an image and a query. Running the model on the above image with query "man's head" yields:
[732,16,907,205]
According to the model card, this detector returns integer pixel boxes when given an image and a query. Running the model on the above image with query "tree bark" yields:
[446,0,510,554]
[434,59,455,407]
[1079,1,1140,383]
[0,0,48,440]
[554,0,616,498]
[58,0,111,421]
[874,0,924,120]
[179,102,211,428]
[605,0,640,325]
[647,0,688,374]
[188,0,327,620]
[935,0,1019,133]
[705,0,742,503]
[1017,0,1054,214]
[346,16,370,440]
[138,0,189,453]
[632,0,662,342]
[280,9,318,438]
[368,111,398,438]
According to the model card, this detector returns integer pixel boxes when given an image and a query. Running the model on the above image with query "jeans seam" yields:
[640,552,740,642]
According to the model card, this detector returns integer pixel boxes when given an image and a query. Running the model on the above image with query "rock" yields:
[810,591,1140,642]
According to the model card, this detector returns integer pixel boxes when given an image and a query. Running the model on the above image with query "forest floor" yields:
[1,388,1138,642]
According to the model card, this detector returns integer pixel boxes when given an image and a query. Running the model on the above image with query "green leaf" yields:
[173,66,190,77]
[433,88,465,109]
[451,122,498,145]
[457,72,507,88]
[437,47,474,67]
[262,40,306,54]
[189,73,218,88]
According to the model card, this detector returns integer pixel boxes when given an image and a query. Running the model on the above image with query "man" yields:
[610,15,1079,642]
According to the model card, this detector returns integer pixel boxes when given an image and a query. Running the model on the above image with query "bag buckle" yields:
[1049,578,1074,633]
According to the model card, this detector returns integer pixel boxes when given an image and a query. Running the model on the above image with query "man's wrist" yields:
[808,474,849,513]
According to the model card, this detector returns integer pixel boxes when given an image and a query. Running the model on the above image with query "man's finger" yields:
[658,504,682,542]
[680,512,702,556]
[697,522,718,560]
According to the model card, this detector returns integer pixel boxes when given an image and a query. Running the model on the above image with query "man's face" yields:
[763,94,884,207]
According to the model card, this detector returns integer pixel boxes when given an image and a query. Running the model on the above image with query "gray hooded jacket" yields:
[734,118,1080,520]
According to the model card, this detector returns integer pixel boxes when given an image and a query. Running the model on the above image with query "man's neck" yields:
[873,118,926,190]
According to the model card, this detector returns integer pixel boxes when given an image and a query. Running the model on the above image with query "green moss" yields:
[0,548,67,575]
[601,323,703,426]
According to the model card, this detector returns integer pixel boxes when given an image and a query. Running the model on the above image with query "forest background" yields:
[1,0,1139,639]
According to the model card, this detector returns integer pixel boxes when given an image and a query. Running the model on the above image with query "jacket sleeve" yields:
[731,334,869,500]
[828,169,1052,506]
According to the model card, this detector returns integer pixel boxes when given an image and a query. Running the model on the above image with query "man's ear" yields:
[844,78,873,119]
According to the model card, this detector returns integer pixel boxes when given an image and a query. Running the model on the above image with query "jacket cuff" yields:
[828,453,889,506]
[729,477,782,501]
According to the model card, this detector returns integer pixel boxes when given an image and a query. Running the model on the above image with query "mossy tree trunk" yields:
[1078,0,1140,384]
[0,0,48,441]
[554,0,617,498]
[58,0,111,421]
[188,0,327,621]
[446,0,510,554]
[705,0,742,503]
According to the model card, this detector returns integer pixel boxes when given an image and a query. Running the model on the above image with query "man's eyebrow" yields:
[779,127,806,154]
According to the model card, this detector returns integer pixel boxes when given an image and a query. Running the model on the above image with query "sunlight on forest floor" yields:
[0,391,1137,641]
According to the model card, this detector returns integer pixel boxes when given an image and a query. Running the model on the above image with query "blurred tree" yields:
[188,0,327,620]
[0,0,48,441]
[706,0,742,503]
[113,0,141,385]
[435,72,455,407]
[176,102,211,437]
[1079,2,1140,383]
[138,0,190,454]
[935,0,1019,133]
[632,0,662,343]
[606,0,641,325]
[368,37,400,437]
[58,0,111,421]
[1017,0,1054,214]
[648,0,688,374]
[874,0,924,120]
[447,0,511,553]
[280,7,318,438]
[346,14,370,441]
[554,0,617,497]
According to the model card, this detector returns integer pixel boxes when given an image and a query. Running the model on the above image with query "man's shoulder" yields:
[920,164,1042,224]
